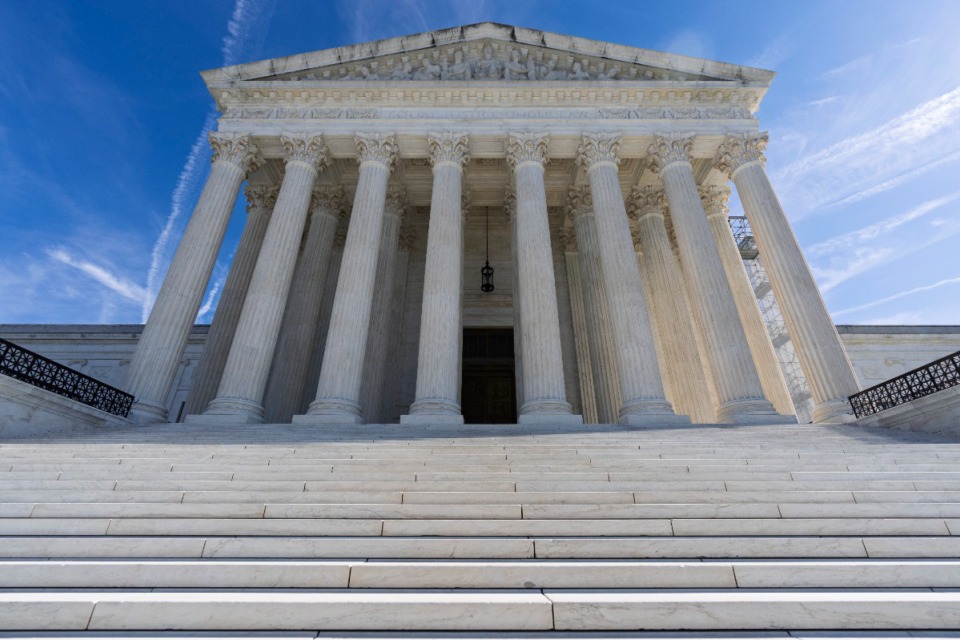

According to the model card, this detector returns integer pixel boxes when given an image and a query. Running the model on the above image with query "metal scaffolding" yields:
[729,216,814,423]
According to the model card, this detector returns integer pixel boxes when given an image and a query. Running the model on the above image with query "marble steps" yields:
[4,534,960,559]
[3,424,960,631]
[2,516,955,537]
[2,590,960,631]
[3,559,960,589]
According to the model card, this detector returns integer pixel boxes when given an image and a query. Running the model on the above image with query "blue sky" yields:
[1,0,958,326]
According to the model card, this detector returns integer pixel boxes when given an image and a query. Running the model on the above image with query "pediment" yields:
[202,23,774,87]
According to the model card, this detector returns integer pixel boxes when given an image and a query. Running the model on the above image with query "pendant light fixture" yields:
[481,206,494,292]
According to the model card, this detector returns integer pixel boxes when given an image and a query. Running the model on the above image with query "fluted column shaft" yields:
[650,134,779,424]
[577,134,681,425]
[303,133,397,424]
[567,190,622,423]
[506,196,525,410]
[715,133,860,422]
[702,185,796,417]
[362,188,405,423]
[561,232,598,423]
[506,133,578,422]
[125,132,260,423]
[629,187,716,423]
[262,187,343,423]
[184,185,275,416]
[404,134,470,423]
[204,134,328,423]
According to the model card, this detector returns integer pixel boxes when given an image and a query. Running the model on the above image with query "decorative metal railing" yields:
[849,350,960,419]
[0,338,134,418]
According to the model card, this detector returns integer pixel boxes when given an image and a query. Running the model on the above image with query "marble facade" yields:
[121,23,864,426]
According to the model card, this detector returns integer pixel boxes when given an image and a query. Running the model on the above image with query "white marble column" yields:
[403,133,470,424]
[506,194,525,411]
[262,186,345,423]
[566,185,623,424]
[649,133,782,424]
[560,225,598,424]
[125,132,261,423]
[300,132,398,424]
[714,132,861,422]
[362,185,407,424]
[506,132,581,424]
[576,134,684,425]
[203,133,329,423]
[183,184,276,416]
[700,184,796,418]
[628,185,717,424]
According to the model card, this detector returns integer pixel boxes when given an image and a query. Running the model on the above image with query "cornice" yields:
[210,83,765,115]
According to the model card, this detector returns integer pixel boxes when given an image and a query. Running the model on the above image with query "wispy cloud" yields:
[144,111,216,320]
[143,0,276,321]
[196,273,225,321]
[775,84,960,218]
[822,53,873,78]
[808,192,960,292]
[747,34,795,70]
[47,248,149,306]
[833,275,960,318]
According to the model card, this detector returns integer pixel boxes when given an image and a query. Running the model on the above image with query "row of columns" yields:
[124,128,860,426]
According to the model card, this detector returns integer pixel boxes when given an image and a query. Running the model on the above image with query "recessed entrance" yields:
[461,328,517,424]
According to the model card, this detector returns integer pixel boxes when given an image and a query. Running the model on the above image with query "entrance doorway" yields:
[461,328,517,424]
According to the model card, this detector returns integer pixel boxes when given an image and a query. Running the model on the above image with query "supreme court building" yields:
[122,23,862,427]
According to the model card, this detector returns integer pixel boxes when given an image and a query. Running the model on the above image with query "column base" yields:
[619,402,689,426]
[518,400,582,425]
[716,399,796,425]
[617,399,690,427]
[813,398,857,424]
[127,399,169,425]
[402,399,463,424]
[400,413,465,425]
[296,398,364,425]
[199,397,265,424]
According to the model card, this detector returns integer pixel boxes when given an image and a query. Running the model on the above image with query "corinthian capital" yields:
[698,184,732,218]
[631,226,644,255]
[309,185,345,219]
[565,185,593,221]
[210,132,262,174]
[244,184,278,218]
[576,133,621,169]
[503,192,517,221]
[713,132,768,178]
[399,225,418,251]
[647,133,694,173]
[384,185,408,220]
[427,132,470,169]
[505,132,549,169]
[355,132,398,170]
[559,225,577,252]
[627,185,666,222]
[281,133,330,173]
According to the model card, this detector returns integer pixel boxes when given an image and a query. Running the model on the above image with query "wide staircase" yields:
[2,420,960,636]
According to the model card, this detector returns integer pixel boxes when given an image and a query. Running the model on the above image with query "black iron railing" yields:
[849,350,960,419]
[0,338,133,418]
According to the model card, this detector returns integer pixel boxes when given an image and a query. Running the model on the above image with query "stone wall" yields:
[2,323,957,424]
[836,325,960,389]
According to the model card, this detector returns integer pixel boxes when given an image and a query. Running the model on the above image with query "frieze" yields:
[221,106,753,121]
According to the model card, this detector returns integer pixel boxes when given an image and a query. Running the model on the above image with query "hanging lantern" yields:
[480,207,494,292]
[481,260,494,292]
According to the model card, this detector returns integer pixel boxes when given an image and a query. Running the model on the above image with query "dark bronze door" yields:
[461,328,517,424]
